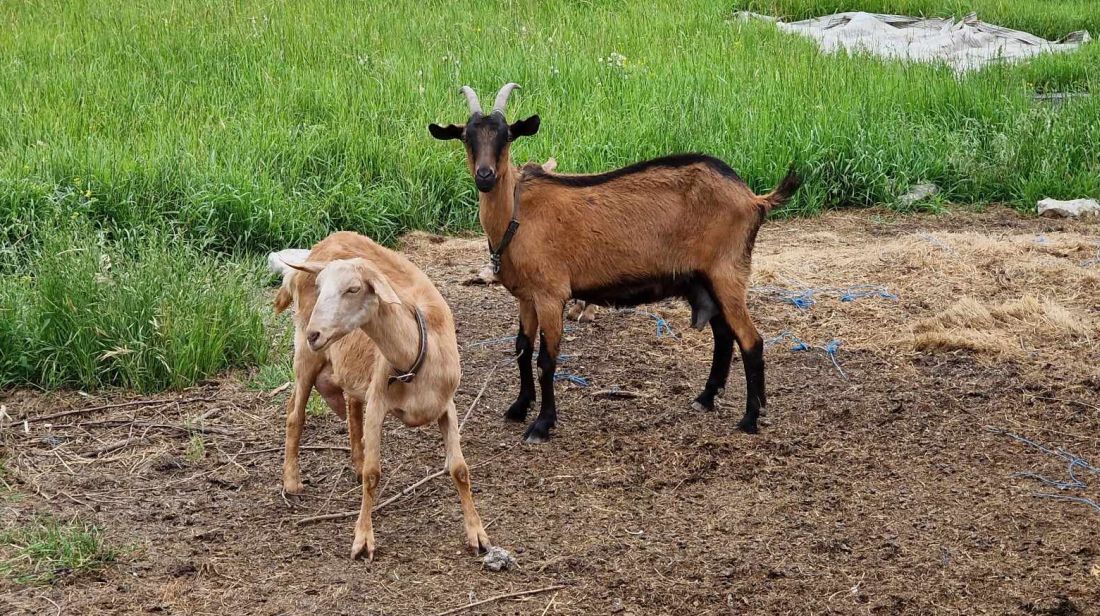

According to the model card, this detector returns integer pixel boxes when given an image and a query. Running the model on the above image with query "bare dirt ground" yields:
[2,207,1099,615]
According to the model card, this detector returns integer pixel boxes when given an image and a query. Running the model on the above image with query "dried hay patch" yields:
[752,226,1099,364]
[911,295,1095,356]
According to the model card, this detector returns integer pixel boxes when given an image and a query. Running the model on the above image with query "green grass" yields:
[0,0,1097,392]
[0,219,270,391]
[0,517,116,585]
[1,0,1097,256]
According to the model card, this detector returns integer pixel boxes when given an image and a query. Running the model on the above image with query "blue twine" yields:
[753,286,816,310]
[987,427,1100,514]
[1033,494,1100,514]
[765,332,847,378]
[838,285,899,302]
[618,309,676,337]
[554,372,589,387]
[753,284,897,309]
[1034,234,1049,245]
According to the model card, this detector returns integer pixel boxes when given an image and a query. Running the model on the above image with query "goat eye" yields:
[346,286,361,294]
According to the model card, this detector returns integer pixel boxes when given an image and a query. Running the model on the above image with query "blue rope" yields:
[987,427,1100,514]
[753,286,816,310]
[752,284,897,309]
[837,284,899,302]
[617,309,677,337]
[764,332,847,378]
[554,372,589,387]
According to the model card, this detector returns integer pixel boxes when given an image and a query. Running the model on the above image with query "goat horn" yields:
[492,83,520,115]
[459,86,482,115]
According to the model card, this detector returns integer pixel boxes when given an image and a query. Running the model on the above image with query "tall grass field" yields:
[0,0,1096,391]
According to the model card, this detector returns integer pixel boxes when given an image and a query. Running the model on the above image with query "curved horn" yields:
[459,86,482,115]
[492,83,520,115]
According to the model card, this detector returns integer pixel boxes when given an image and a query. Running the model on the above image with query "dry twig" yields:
[25,396,216,424]
[434,585,566,616]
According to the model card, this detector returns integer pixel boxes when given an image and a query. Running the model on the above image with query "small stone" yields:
[482,546,517,572]
[1038,198,1100,218]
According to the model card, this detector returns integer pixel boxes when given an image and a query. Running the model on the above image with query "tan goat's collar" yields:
[387,305,428,386]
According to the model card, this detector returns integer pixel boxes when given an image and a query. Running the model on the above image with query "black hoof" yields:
[504,398,532,423]
[522,419,553,444]
[691,399,713,412]
[737,417,760,434]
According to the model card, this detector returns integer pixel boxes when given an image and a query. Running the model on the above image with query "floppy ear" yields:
[282,259,328,275]
[367,276,403,305]
[273,284,293,315]
[508,115,540,141]
[428,123,465,141]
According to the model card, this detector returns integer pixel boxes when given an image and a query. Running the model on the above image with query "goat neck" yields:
[358,300,423,381]
[477,163,519,252]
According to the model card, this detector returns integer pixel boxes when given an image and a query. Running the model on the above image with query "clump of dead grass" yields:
[911,295,1095,356]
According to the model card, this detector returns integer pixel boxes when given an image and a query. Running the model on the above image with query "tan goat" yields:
[430,83,799,443]
[276,232,490,560]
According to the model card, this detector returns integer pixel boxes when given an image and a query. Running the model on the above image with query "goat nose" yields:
[307,331,320,346]
[476,168,493,179]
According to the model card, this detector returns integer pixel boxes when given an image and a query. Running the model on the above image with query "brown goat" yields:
[274,232,490,560]
[430,83,799,443]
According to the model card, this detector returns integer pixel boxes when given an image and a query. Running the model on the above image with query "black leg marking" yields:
[736,339,765,434]
[523,333,557,443]
[505,322,535,422]
[693,313,735,412]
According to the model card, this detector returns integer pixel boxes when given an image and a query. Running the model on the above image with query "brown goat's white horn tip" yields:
[459,85,482,115]
[491,83,521,115]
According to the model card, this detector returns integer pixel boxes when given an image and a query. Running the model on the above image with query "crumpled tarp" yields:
[738,11,1091,72]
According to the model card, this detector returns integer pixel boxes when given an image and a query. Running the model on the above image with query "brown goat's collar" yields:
[487,178,525,274]
[387,305,428,386]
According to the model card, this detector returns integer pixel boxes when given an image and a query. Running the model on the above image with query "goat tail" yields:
[760,164,801,212]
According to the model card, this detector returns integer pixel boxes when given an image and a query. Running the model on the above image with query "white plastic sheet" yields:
[739,11,1091,72]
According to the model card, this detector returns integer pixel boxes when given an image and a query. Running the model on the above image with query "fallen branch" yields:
[459,362,500,431]
[74,419,234,436]
[434,585,566,616]
[83,436,149,458]
[25,396,216,424]
[238,445,351,457]
[592,389,641,400]
[294,468,447,526]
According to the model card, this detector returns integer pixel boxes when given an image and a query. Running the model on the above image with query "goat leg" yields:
[346,398,365,479]
[524,301,563,443]
[505,301,538,422]
[566,300,597,322]
[692,313,734,412]
[439,401,491,553]
[350,401,384,560]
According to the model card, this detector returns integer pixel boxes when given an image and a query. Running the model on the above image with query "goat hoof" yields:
[504,400,530,423]
[737,418,760,434]
[690,400,712,412]
[522,421,553,444]
[282,478,305,495]
[350,537,375,561]
[467,529,491,554]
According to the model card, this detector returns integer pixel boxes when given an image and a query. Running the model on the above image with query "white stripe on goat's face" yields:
[300,258,401,352]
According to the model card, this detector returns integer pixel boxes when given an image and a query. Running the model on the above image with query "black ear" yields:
[508,115,540,141]
[428,123,465,141]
